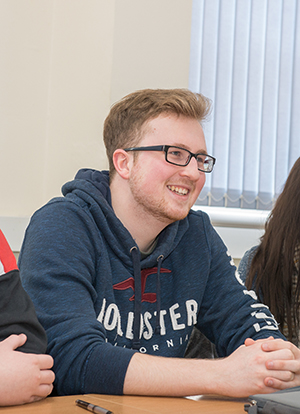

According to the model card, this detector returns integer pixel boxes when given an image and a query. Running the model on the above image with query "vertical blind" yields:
[189,0,300,210]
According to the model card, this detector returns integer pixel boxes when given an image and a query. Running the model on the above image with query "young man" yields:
[0,229,54,405]
[19,89,300,398]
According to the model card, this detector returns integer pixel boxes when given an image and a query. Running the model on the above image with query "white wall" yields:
[0,0,115,216]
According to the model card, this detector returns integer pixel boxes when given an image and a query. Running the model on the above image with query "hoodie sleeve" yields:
[0,230,47,353]
[18,201,136,396]
[194,214,284,357]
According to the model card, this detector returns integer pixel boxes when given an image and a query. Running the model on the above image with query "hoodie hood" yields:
[62,168,189,265]
[62,168,190,348]
[63,169,136,268]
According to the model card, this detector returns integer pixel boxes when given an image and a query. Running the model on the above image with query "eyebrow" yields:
[172,143,208,154]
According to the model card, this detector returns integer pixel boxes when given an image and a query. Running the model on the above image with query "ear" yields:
[113,149,131,179]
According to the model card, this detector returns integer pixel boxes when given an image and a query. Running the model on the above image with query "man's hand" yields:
[244,337,300,390]
[0,334,55,406]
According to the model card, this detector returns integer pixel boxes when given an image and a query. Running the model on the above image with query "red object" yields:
[0,230,18,275]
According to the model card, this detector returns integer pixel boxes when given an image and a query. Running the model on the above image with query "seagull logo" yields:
[113,267,171,303]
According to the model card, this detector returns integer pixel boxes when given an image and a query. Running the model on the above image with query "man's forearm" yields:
[123,352,215,396]
[123,340,300,398]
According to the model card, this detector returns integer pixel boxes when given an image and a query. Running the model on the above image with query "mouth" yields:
[167,185,189,195]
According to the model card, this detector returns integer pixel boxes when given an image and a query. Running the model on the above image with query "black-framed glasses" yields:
[124,145,216,173]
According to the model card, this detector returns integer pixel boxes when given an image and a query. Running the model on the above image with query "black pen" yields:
[76,399,114,414]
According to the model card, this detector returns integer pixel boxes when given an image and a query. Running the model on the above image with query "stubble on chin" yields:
[128,162,195,224]
[130,182,191,224]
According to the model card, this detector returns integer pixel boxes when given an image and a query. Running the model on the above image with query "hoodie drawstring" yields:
[155,255,164,334]
[131,246,141,350]
[131,247,165,350]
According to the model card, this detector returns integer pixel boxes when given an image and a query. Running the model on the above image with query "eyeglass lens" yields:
[166,147,213,172]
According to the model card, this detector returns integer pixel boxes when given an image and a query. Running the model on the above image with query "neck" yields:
[110,177,168,252]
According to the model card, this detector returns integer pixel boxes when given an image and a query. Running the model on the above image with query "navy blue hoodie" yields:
[19,169,284,396]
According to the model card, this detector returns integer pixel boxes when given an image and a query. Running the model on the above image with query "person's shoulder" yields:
[31,194,85,222]
[241,245,258,262]
[188,208,210,221]
[238,245,258,279]
[188,208,214,231]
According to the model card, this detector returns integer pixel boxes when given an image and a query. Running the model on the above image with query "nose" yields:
[179,156,202,180]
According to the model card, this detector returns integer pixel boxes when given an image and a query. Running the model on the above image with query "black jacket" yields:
[0,229,47,353]
[0,269,47,353]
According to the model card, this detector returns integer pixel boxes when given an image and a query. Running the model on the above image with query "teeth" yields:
[168,185,188,195]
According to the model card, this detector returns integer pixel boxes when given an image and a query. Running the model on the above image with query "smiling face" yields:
[127,114,207,225]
